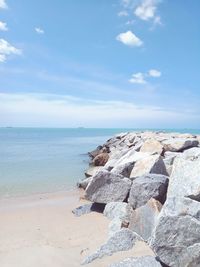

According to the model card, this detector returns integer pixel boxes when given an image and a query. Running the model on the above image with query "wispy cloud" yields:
[116,30,143,47]
[0,0,7,9]
[118,10,129,17]
[0,39,22,63]
[35,27,45,34]
[129,69,161,84]
[129,72,146,84]
[119,0,162,26]
[0,21,8,31]
[134,0,162,24]
[148,69,161,77]
[1,92,198,128]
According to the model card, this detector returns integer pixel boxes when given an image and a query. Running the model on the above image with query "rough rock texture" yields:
[167,157,200,200]
[129,199,162,241]
[104,202,133,236]
[109,256,162,267]
[84,166,102,177]
[128,174,169,209]
[140,139,164,155]
[77,177,92,189]
[130,155,168,179]
[150,197,200,267]
[116,151,150,167]
[111,162,134,177]
[85,170,132,204]
[103,202,132,221]
[93,152,109,166]
[162,138,199,152]
[82,229,142,265]
[182,147,200,160]
[150,157,200,266]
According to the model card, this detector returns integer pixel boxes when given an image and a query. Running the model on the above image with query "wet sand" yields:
[0,190,154,267]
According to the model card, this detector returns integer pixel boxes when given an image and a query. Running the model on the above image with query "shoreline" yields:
[0,188,154,267]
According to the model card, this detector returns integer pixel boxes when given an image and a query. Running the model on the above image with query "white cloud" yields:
[118,10,129,17]
[0,21,8,31]
[1,92,197,128]
[129,72,147,84]
[116,30,143,47]
[0,39,22,63]
[0,0,7,9]
[35,27,44,34]
[129,69,161,84]
[134,0,160,21]
[148,69,161,77]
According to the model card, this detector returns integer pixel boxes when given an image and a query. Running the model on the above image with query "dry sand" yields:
[0,189,154,267]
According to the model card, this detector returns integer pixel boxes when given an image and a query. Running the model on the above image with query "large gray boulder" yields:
[109,256,162,267]
[104,202,133,236]
[82,229,142,265]
[167,157,200,200]
[150,197,200,267]
[115,150,151,167]
[149,157,200,266]
[129,199,162,241]
[130,155,168,179]
[182,146,200,160]
[103,202,132,221]
[85,170,132,204]
[140,139,163,155]
[129,174,168,209]
[162,138,199,152]
[111,162,134,177]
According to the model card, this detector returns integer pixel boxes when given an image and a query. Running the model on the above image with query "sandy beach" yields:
[0,189,154,267]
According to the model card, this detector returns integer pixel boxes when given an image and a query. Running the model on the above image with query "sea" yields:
[0,127,200,198]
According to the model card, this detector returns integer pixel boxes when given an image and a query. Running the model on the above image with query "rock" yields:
[85,170,132,204]
[182,147,200,160]
[104,148,130,170]
[129,174,168,209]
[129,199,162,241]
[77,177,92,189]
[109,256,162,267]
[72,203,105,217]
[167,157,200,200]
[88,145,103,159]
[72,203,93,216]
[103,202,132,221]
[111,162,134,177]
[130,155,168,179]
[104,202,133,237]
[140,139,163,155]
[162,138,199,152]
[84,166,102,177]
[93,152,109,166]
[116,150,151,167]
[150,197,200,267]
[163,151,181,165]
[82,229,142,265]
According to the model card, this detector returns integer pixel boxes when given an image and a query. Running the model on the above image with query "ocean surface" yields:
[1,127,200,198]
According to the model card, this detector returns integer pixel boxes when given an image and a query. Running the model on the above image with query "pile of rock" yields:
[76,131,200,266]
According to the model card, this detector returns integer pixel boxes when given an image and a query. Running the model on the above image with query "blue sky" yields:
[0,0,200,128]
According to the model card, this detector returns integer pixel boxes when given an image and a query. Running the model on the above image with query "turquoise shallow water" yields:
[0,128,200,198]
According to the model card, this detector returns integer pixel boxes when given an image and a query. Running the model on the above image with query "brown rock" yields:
[93,152,109,166]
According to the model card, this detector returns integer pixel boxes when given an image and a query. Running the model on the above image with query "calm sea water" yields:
[0,127,200,198]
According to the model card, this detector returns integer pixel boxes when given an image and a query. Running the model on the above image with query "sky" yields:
[0,0,200,128]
